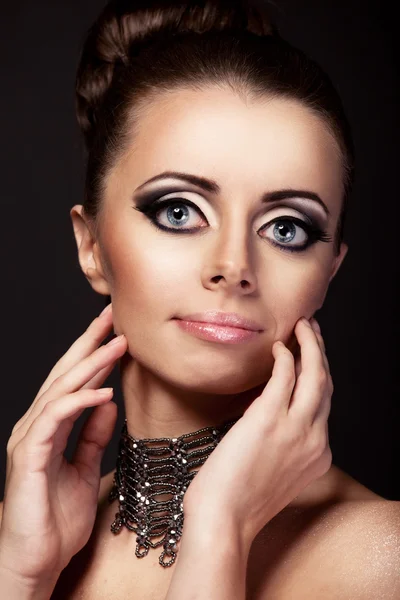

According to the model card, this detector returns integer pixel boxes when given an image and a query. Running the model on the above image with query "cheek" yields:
[101,226,194,320]
[266,259,330,340]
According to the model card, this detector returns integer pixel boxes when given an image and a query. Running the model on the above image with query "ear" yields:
[70,205,110,296]
[329,241,348,283]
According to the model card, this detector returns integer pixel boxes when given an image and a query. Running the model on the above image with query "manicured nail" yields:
[109,334,125,346]
[100,303,112,317]
[301,317,311,327]
[310,318,321,333]
[97,387,114,396]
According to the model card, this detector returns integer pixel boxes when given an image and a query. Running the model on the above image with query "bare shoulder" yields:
[248,466,400,600]
[309,497,400,599]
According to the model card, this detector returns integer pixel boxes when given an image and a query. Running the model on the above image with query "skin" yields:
[47,86,400,600]
[2,86,398,600]
[71,86,348,442]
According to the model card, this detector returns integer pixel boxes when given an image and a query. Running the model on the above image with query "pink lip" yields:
[175,319,260,344]
[175,311,264,332]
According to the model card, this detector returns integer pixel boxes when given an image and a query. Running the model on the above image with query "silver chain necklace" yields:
[108,416,240,567]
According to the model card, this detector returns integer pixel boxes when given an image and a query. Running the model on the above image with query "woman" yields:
[0,1,398,598]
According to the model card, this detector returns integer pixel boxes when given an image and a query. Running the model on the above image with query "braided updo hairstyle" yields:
[75,0,355,256]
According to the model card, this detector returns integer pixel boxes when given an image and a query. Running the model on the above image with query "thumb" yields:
[71,399,118,489]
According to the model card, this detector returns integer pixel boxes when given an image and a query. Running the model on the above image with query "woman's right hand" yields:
[0,303,128,587]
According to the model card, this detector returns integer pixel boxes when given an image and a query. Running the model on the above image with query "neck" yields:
[118,353,269,440]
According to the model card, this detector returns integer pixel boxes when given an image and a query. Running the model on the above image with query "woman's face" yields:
[72,87,348,394]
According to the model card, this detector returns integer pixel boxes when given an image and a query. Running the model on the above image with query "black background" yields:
[1,1,398,500]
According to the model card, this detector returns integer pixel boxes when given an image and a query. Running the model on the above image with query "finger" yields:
[310,317,324,344]
[71,400,118,489]
[12,388,114,473]
[253,340,296,417]
[310,319,332,382]
[15,304,115,432]
[289,318,328,421]
[18,362,116,440]
[12,335,127,441]
[312,391,331,426]
[80,362,117,391]
[290,327,332,417]
[36,304,115,399]
[6,359,118,482]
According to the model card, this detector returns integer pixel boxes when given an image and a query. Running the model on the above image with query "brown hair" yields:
[75,0,355,256]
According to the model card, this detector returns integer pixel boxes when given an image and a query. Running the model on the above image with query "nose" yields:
[201,220,258,296]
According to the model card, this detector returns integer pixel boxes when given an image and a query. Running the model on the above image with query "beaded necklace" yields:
[108,416,240,567]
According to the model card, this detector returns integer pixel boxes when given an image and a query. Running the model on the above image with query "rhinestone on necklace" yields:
[108,416,240,567]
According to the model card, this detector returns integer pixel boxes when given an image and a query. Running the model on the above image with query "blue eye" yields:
[258,216,331,252]
[134,197,208,233]
[133,197,332,253]
[158,201,203,229]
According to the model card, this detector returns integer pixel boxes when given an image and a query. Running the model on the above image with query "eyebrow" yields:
[135,170,331,217]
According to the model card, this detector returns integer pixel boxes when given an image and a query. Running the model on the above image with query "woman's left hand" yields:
[182,316,333,547]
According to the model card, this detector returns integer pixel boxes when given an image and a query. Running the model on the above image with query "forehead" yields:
[113,86,344,217]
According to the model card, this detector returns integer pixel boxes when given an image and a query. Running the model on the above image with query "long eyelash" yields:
[264,215,332,253]
[133,198,203,234]
[133,199,333,251]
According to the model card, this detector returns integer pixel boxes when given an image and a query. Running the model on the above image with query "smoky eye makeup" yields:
[132,187,332,253]
[133,186,212,225]
[133,185,327,224]
[134,187,176,209]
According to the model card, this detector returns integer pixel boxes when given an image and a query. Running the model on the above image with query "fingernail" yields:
[109,334,125,346]
[310,318,321,333]
[97,387,114,396]
[100,303,112,317]
[301,317,312,327]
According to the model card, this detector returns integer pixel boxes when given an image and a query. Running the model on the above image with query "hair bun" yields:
[75,0,279,146]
